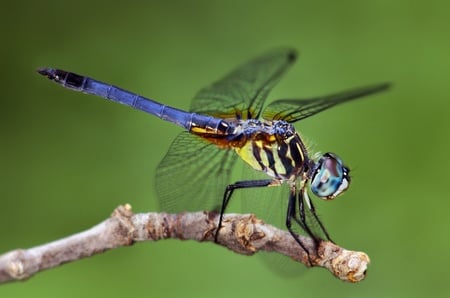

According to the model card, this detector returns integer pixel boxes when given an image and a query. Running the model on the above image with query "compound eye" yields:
[310,153,350,200]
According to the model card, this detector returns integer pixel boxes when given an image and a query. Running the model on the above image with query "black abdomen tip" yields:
[36,68,70,83]
[37,67,59,80]
[37,67,51,76]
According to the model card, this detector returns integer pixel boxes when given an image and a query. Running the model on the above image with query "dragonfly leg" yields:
[214,179,274,243]
[301,189,333,243]
[296,195,318,242]
[286,188,314,265]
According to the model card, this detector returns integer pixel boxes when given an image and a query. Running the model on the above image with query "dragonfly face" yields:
[38,48,390,265]
[310,153,350,200]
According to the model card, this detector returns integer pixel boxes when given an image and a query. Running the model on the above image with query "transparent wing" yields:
[190,48,297,119]
[155,132,237,212]
[239,164,288,229]
[262,83,390,122]
[155,49,297,212]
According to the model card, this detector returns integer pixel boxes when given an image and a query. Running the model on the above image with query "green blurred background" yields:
[1,0,449,297]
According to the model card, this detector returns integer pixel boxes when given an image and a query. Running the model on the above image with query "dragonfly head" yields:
[310,153,350,200]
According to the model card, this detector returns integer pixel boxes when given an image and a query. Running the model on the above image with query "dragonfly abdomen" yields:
[38,68,231,135]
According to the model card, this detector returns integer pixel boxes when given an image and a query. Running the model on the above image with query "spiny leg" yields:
[301,189,333,242]
[286,188,314,265]
[214,179,275,242]
[296,191,320,244]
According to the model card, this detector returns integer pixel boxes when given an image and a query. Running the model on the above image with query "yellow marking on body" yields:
[274,153,289,176]
[296,138,305,162]
[235,138,290,179]
[190,126,209,134]
[254,140,264,149]
[235,141,261,171]
[234,132,306,180]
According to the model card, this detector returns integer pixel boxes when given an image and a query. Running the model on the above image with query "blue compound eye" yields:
[311,153,350,200]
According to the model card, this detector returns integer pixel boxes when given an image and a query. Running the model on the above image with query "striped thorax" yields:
[234,120,308,181]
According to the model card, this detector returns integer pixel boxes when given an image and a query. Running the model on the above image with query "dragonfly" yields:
[38,48,390,264]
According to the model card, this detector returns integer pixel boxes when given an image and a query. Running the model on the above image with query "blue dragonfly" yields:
[38,48,390,264]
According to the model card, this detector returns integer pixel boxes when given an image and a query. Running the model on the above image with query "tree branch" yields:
[0,204,369,284]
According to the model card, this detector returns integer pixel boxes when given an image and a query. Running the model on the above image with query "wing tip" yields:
[372,82,393,93]
[286,48,298,63]
[381,82,392,90]
[268,47,298,63]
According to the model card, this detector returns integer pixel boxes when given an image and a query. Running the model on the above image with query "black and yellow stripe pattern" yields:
[235,132,307,181]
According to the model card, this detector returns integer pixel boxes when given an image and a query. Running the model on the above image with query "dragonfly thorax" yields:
[233,119,296,137]
[234,119,307,181]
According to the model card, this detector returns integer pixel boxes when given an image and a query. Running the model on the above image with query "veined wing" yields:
[156,49,297,213]
[155,132,236,212]
[190,48,297,119]
[262,83,390,122]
